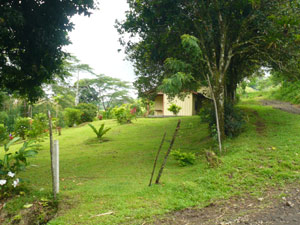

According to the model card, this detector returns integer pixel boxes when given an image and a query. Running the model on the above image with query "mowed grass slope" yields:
[3,100,300,224]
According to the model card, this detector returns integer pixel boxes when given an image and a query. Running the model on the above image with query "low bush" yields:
[64,108,82,127]
[99,108,114,120]
[168,103,182,116]
[271,81,300,104]
[56,111,65,128]
[28,113,48,140]
[112,104,136,124]
[171,149,196,166]
[76,103,97,123]
[14,117,31,140]
[199,101,245,138]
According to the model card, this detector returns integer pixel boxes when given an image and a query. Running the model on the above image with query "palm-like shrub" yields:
[88,124,111,141]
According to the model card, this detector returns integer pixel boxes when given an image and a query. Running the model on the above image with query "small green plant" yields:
[0,137,38,199]
[171,149,196,166]
[168,103,182,116]
[88,124,111,141]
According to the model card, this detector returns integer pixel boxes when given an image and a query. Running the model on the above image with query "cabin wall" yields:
[163,94,194,116]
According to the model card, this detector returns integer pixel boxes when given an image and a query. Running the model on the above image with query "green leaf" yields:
[23,204,33,209]
[23,150,38,157]
[4,137,21,151]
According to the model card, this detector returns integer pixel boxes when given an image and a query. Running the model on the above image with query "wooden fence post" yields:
[48,110,58,200]
[149,132,167,187]
[155,120,181,184]
[53,140,60,194]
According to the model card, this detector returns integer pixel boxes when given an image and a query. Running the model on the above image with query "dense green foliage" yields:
[171,149,196,166]
[27,113,48,140]
[64,108,82,127]
[0,124,8,144]
[78,74,133,110]
[118,0,300,139]
[0,111,8,125]
[0,0,96,100]
[272,81,300,104]
[75,103,97,123]
[112,104,136,124]
[200,102,245,138]
[14,117,31,140]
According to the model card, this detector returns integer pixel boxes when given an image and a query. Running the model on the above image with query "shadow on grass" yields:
[83,137,110,146]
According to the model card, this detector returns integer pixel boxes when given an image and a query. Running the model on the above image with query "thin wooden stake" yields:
[206,74,222,154]
[155,120,181,184]
[48,110,57,200]
[149,132,167,187]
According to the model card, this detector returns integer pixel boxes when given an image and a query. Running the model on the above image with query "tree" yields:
[0,0,97,100]
[68,56,95,106]
[78,75,133,110]
[118,0,300,142]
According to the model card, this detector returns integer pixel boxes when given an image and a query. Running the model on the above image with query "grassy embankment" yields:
[2,98,300,224]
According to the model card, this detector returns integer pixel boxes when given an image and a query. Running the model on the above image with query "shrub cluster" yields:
[14,117,31,140]
[64,103,97,127]
[271,81,300,104]
[171,149,196,166]
[75,103,97,123]
[64,108,82,127]
[112,104,136,124]
[28,113,48,140]
[199,101,245,138]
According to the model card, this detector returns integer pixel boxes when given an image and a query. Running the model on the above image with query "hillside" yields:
[1,99,299,224]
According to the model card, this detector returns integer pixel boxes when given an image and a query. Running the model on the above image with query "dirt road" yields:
[261,100,300,114]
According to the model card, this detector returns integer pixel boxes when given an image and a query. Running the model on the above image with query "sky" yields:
[64,0,135,84]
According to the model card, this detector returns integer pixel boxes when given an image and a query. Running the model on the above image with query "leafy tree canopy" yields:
[78,74,133,110]
[0,0,97,101]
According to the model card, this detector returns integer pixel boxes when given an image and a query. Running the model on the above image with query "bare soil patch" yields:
[252,111,266,136]
[0,199,58,225]
[152,183,300,225]
[261,100,300,114]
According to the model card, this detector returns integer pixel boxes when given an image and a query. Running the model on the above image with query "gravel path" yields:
[153,184,300,225]
[261,100,300,114]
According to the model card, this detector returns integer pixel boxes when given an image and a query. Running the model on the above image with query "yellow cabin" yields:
[154,88,211,116]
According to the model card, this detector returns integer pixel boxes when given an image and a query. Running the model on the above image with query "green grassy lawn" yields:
[2,99,300,224]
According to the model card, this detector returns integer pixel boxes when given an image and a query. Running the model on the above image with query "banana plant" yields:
[88,124,111,141]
